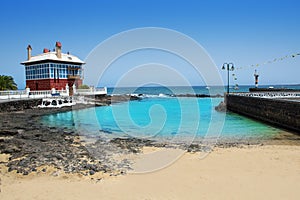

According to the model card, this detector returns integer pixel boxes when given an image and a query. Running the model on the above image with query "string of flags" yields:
[235,52,300,70]
[231,52,300,84]
[232,73,238,87]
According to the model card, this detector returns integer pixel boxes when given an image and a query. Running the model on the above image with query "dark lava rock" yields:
[0,130,18,136]
[215,101,227,112]
[89,170,95,175]
[0,105,141,176]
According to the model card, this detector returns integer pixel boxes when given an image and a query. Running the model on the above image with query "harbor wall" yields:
[226,94,300,133]
[0,99,42,112]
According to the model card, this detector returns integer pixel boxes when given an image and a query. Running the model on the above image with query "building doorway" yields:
[69,84,73,96]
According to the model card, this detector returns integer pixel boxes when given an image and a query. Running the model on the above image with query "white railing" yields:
[0,90,26,96]
[0,89,69,100]
[0,87,107,101]
[76,89,92,93]
[230,92,300,98]
[0,90,28,100]
[29,90,68,98]
[75,87,107,95]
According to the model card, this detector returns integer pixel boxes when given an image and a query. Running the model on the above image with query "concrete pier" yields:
[225,92,300,133]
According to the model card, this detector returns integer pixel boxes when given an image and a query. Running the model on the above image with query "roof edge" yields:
[21,59,85,65]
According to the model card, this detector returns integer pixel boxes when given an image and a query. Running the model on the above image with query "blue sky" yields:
[0,0,300,88]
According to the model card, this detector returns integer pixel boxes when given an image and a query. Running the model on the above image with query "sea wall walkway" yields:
[226,92,300,133]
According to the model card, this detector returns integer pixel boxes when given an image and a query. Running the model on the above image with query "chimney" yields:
[27,45,32,60]
[55,41,62,58]
[43,48,49,53]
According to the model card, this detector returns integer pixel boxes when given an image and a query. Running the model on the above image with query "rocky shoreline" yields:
[0,96,141,177]
[0,100,159,177]
[0,97,299,177]
[0,106,244,177]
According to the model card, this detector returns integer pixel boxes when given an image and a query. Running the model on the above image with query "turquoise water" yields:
[43,94,284,142]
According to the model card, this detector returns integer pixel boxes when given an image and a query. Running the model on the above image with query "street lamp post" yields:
[222,63,234,93]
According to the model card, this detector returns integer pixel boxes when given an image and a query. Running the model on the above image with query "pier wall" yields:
[226,94,300,133]
[0,99,42,112]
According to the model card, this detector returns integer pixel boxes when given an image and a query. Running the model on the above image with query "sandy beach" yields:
[1,144,300,200]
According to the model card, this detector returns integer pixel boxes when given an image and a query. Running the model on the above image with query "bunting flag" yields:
[225,52,299,87]
[235,52,300,70]
[232,73,238,81]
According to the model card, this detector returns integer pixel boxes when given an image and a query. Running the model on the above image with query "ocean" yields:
[42,85,299,143]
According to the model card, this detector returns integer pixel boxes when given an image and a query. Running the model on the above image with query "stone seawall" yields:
[0,95,139,112]
[0,99,42,112]
[226,94,300,133]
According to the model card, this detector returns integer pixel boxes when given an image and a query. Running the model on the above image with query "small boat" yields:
[38,97,75,108]
[206,86,210,89]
